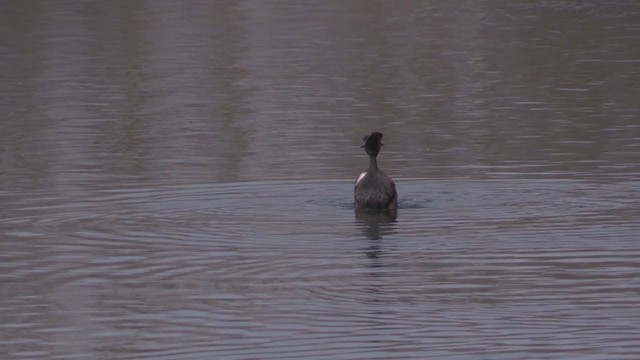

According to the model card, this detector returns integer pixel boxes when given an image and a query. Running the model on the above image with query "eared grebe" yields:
[354,132,397,211]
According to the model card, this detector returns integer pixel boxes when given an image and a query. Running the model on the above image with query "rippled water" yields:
[2,179,639,359]
[2,1,640,359]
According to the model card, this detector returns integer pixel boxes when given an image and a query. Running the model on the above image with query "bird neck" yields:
[368,155,379,173]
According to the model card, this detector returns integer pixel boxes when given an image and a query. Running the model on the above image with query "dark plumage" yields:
[354,132,397,211]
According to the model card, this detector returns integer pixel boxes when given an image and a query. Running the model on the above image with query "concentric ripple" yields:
[1,178,639,359]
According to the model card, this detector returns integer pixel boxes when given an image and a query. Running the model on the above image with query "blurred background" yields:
[1,1,638,188]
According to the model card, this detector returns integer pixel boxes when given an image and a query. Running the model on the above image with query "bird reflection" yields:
[354,209,398,308]
[355,209,397,259]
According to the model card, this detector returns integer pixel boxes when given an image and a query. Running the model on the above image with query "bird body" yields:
[354,132,397,211]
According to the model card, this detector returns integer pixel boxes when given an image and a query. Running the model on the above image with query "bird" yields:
[354,132,397,211]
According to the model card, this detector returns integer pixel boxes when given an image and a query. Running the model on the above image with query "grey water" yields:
[1,1,640,359]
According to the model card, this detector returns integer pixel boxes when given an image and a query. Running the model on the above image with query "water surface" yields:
[1,1,640,359]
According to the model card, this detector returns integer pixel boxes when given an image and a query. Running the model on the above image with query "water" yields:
[1,1,640,359]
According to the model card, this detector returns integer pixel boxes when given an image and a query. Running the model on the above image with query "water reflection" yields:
[355,210,398,240]
[355,210,397,261]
